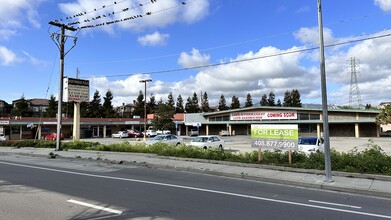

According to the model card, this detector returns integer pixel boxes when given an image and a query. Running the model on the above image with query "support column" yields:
[38,125,42,140]
[317,124,321,138]
[355,123,359,138]
[73,102,80,141]
[20,126,23,140]
[228,124,232,136]
[206,125,209,135]
[103,125,107,138]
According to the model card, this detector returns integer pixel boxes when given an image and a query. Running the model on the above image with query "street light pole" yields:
[139,78,152,142]
[317,0,333,182]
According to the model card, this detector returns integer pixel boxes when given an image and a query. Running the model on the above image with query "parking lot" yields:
[78,135,391,155]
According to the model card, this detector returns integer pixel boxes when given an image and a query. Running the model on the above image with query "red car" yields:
[127,129,141,138]
[44,132,64,140]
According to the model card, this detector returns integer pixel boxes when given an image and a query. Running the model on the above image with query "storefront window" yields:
[310,114,320,120]
[11,126,20,134]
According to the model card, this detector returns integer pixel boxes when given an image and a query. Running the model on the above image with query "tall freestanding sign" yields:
[64,77,90,141]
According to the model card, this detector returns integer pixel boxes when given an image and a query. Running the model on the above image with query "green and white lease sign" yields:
[251,124,298,150]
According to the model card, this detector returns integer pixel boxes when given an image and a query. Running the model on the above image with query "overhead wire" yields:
[80,31,391,79]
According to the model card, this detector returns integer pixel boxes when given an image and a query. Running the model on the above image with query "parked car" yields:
[145,134,184,146]
[112,131,129,138]
[298,136,324,154]
[219,130,230,136]
[156,130,171,135]
[187,135,224,150]
[0,134,6,141]
[189,129,199,136]
[44,132,64,140]
[143,129,157,137]
[127,129,141,138]
[380,130,391,137]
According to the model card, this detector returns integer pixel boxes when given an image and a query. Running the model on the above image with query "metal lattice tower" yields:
[347,57,362,108]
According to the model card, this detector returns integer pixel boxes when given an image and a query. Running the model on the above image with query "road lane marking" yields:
[309,200,362,209]
[1,161,391,219]
[67,199,123,215]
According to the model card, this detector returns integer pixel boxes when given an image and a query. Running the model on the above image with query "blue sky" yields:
[1,0,390,107]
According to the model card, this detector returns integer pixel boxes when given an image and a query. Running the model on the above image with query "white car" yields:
[0,134,6,141]
[143,129,157,137]
[146,134,184,146]
[112,131,129,138]
[156,130,171,135]
[188,135,224,150]
[298,136,324,154]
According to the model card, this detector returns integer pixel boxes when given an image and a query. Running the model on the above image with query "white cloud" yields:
[375,0,391,12]
[295,5,310,13]
[294,27,335,46]
[58,0,209,33]
[0,0,43,33]
[0,29,17,41]
[137,31,169,46]
[22,51,48,66]
[0,45,19,65]
[178,48,210,68]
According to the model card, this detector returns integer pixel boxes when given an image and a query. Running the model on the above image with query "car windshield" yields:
[298,137,317,145]
[153,136,165,140]
[192,137,208,142]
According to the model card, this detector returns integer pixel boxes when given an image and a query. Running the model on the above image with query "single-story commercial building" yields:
[183,106,381,138]
[0,106,382,140]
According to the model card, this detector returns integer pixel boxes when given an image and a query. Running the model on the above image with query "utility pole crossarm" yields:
[48,21,77,31]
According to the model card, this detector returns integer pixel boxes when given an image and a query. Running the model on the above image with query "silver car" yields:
[0,134,6,141]
[112,131,129,138]
[146,134,184,146]
[188,135,224,150]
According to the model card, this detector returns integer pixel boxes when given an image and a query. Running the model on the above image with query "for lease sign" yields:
[230,111,297,120]
[251,124,298,150]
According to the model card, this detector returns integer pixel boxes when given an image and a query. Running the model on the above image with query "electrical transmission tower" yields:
[347,57,362,108]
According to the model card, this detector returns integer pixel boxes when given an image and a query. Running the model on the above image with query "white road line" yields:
[1,161,391,219]
[67,199,123,215]
[309,200,362,209]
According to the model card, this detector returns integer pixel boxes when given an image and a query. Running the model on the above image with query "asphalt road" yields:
[1,155,391,220]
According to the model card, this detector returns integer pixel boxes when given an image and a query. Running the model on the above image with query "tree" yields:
[152,102,175,132]
[201,91,210,112]
[283,90,292,107]
[260,94,268,106]
[133,90,144,117]
[365,104,372,110]
[102,90,115,118]
[244,93,253,107]
[218,95,229,111]
[87,90,102,117]
[376,105,391,125]
[185,92,200,113]
[230,95,240,109]
[268,91,276,106]
[175,95,185,113]
[147,94,156,114]
[46,94,57,117]
[291,89,302,107]
[276,99,282,107]
[167,92,175,112]
[11,95,32,117]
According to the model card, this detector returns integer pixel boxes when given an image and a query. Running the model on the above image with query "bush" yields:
[1,139,391,175]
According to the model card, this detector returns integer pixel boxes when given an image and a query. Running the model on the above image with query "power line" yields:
[71,11,387,65]
[80,31,391,79]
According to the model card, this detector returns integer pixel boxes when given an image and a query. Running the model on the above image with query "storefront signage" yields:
[0,121,10,125]
[230,111,297,120]
[64,77,90,102]
[251,124,298,150]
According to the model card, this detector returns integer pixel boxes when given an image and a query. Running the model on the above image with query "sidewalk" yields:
[0,147,390,198]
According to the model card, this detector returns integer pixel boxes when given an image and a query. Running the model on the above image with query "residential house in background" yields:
[12,98,49,117]
[115,103,134,118]
[0,100,12,117]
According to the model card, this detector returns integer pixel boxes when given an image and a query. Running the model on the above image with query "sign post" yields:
[64,77,89,141]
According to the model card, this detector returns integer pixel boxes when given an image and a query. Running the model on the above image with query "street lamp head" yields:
[139,78,152,83]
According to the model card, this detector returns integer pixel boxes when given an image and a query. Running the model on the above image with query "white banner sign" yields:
[0,121,10,125]
[230,111,297,120]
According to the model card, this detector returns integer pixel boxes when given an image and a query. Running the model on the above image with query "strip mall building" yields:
[0,106,381,140]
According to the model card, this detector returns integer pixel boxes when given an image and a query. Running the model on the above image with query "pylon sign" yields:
[64,77,90,102]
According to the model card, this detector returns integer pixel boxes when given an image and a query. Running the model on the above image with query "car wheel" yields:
[203,146,207,150]
[176,142,181,146]
[218,145,223,150]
